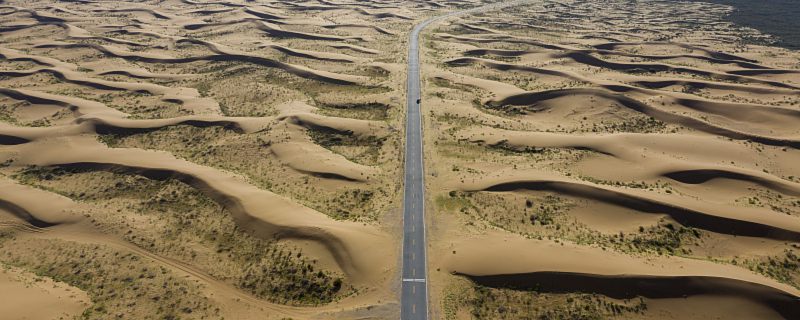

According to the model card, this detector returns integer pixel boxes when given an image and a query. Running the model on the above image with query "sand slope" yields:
[0,266,90,320]
[423,0,800,318]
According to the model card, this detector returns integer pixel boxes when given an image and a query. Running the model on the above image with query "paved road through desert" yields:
[400,2,528,319]
[400,13,431,320]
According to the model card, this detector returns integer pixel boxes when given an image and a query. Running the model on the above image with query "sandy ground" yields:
[0,264,90,320]
[421,0,800,319]
[0,0,487,319]
[2,0,799,319]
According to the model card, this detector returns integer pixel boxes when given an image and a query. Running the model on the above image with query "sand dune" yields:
[432,69,525,97]
[0,266,89,320]
[0,115,251,141]
[0,87,127,117]
[3,136,391,284]
[592,41,759,63]
[252,20,369,42]
[78,115,268,135]
[0,116,387,190]
[0,177,82,226]
[270,141,380,182]
[460,127,800,194]
[91,8,176,20]
[179,0,247,8]
[451,55,800,97]
[0,135,28,145]
[465,44,770,69]
[445,235,800,319]
[0,46,77,70]
[433,57,800,130]
[629,78,799,95]
[490,89,799,144]
[4,0,797,318]
[62,23,147,46]
[322,23,396,36]
[354,8,412,20]
[328,43,381,54]
[274,2,412,20]
[33,41,366,85]
[1,5,69,23]
[662,169,800,196]
[728,69,800,76]
[439,36,798,88]
[280,110,389,134]
[459,170,800,241]
[0,106,387,145]
[183,18,369,42]
[258,42,363,63]
[425,1,800,318]
[0,66,220,114]
[243,7,288,20]
[94,68,197,80]
[1,1,413,315]
[0,187,327,319]
[184,7,237,15]
[437,72,800,147]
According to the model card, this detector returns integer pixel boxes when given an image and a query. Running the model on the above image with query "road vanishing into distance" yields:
[400,14,432,320]
[400,2,529,319]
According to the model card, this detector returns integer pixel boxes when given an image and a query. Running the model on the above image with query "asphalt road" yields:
[400,15,431,320]
[400,2,530,319]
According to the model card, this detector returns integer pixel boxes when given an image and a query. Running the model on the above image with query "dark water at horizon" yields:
[689,0,800,50]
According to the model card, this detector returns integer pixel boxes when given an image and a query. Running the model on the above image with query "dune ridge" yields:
[436,71,800,148]
[437,34,798,88]
[460,172,800,241]
[0,66,220,114]
[445,235,800,319]
[0,178,81,226]
[4,137,390,284]
[461,127,800,196]
[32,41,365,85]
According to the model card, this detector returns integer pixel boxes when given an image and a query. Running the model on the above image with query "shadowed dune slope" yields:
[445,235,800,319]
[462,175,800,241]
